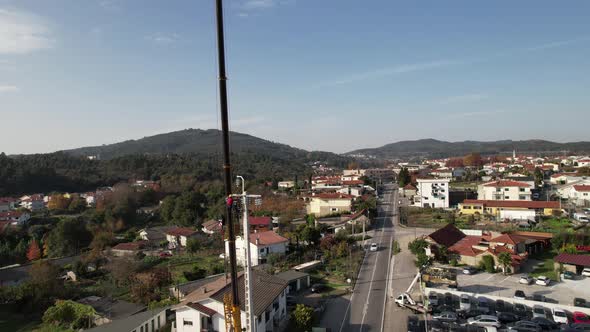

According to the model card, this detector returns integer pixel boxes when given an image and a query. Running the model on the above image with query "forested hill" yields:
[347,139,590,159]
[64,129,310,160]
[0,129,353,196]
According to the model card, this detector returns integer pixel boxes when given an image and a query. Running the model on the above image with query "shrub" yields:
[481,255,495,273]
[408,238,428,255]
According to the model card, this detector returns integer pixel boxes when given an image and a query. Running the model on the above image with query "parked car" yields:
[562,271,575,280]
[429,293,440,306]
[467,315,501,328]
[583,268,590,277]
[310,283,326,293]
[520,275,534,285]
[562,323,590,331]
[159,251,172,257]
[532,294,547,303]
[497,312,520,324]
[573,312,590,324]
[407,315,423,332]
[370,243,378,252]
[532,305,546,319]
[460,294,472,311]
[429,320,445,332]
[444,293,455,307]
[515,290,527,300]
[458,309,485,320]
[433,305,455,314]
[532,317,559,330]
[494,299,507,313]
[552,308,569,325]
[433,311,458,323]
[463,266,478,275]
[477,298,490,314]
[514,303,530,319]
[508,320,542,331]
[536,276,551,286]
[575,298,588,308]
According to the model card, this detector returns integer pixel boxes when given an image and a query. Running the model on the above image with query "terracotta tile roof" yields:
[314,193,354,199]
[0,211,26,220]
[112,241,147,251]
[461,199,560,209]
[427,223,465,247]
[250,230,288,246]
[210,270,288,317]
[342,180,364,185]
[554,253,590,267]
[179,274,229,305]
[186,302,218,317]
[202,219,222,232]
[248,216,272,226]
[403,184,417,190]
[551,173,577,178]
[448,235,484,257]
[0,197,17,203]
[490,234,526,245]
[574,185,590,192]
[484,180,531,188]
[166,227,198,237]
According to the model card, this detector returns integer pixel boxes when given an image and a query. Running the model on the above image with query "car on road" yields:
[497,312,520,324]
[310,283,326,293]
[535,276,551,286]
[477,297,490,314]
[433,311,458,323]
[508,320,542,331]
[552,308,569,325]
[463,266,478,275]
[573,312,590,324]
[532,305,546,319]
[467,315,502,328]
[532,317,558,330]
[583,268,590,277]
[370,243,378,252]
[520,275,534,285]
[460,294,472,311]
[428,293,439,306]
[514,290,527,301]
[562,271,575,280]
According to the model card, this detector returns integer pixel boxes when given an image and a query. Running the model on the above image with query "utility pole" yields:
[233,176,261,332]
[214,0,241,330]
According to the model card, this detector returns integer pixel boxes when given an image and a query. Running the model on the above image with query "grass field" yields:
[529,250,559,281]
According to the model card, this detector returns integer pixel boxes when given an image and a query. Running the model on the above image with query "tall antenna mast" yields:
[214,0,241,331]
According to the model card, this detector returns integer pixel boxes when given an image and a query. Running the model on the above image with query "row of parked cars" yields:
[425,291,590,331]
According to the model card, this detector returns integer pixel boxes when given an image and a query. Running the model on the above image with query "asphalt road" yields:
[336,183,398,332]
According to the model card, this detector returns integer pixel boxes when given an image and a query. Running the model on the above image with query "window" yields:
[184,320,193,326]
[496,188,501,192]
[157,316,160,329]
[504,188,509,191]
[519,188,525,192]
[140,327,144,332]
[151,319,154,331]
[505,196,509,199]
[519,195,526,200]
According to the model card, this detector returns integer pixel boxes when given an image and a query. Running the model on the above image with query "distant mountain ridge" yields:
[64,128,326,160]
[346,139,590,159]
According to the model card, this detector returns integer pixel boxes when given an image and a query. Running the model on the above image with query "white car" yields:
[467,315,502,328]
[460,294,471,311]
[519,275,534,284]
[370,243,378,252]
[552,307,569,324]
[532,305,546,319]
[535,276,551,286]
[583,268,590,277]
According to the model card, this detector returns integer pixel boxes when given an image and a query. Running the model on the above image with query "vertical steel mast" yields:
[214,0,241,331]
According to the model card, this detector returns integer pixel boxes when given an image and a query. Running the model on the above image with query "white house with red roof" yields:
[166,227,200,248]
[477,180,532,201]
[19,194,45,212]
[571,185,590,205]
[227,230,289,267]
[0,197,19,212]
[575,158,590,168]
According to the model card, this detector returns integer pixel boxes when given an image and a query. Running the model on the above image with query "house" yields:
[278,181,295,189]
[248,216,272,232]
[401,184,417,198]
[169,273,226,300]
[81,192,97,206]
[166,227,200,248]
[139,226,174,246]
[227,230,288,267]
[425,224,551,273]
[575,158,590,168]
[19,194,45,211]
[414,178,450,208]
[505,176,536,188]
[458,199,563,221]
[306,193,353,217]
[173,270,288,332]
[477,180,532,201]
[111,241,147,257]
[554,179,590,200]
[554,253,590,275]
[550,173,582,185]
[430,169,453,179]
[0,211,31,226]
[275,270,311,294]
[0,197,18,212]
[571,185,590,206]
[86,306,169,332]
[77,296,146,326]
[201,219,223,235]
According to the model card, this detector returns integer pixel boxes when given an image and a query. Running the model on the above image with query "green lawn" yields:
[529,250,559,281]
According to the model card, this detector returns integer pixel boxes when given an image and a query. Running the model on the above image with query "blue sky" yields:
[1,0,589,154]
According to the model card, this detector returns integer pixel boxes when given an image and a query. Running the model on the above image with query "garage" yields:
[554,252,590,275]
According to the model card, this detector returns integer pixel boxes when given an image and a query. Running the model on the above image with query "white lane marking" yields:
[500,276,511,283]
[485,274,495,281]
[339,249,368,332]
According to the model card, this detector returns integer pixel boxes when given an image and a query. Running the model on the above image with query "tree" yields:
[463,153,483,167]
[68,196,87,213]
[42,299,96,330]
[415,252,430,268]
[534,167,544,187]
[480,255,495,273]
[292,304,314,332]
[445,158,464,168]
[27,240,42,261]
[398,168,411,187]
[299,225,321,245]
[47,194,71,211]
[408,238,428,255]
[44,218,92,257]
[186,238,201,255]
[497,252,512,275]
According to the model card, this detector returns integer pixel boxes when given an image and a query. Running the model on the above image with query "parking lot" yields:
[457,270,590,306]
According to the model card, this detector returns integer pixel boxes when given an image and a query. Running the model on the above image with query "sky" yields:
[1,0,589,154]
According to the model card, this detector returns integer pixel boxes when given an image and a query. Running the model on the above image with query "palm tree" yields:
[498,252,512,275]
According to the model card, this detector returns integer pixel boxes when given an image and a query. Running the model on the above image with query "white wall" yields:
[478,185,531,201]
[499,209,536,221]
[229,237,287,267]
[415,179,449,208]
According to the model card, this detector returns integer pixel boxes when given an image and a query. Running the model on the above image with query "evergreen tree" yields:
[27,240,42,261]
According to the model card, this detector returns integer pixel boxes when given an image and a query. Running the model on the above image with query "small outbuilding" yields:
[554,253,590,275]
[275,270,311,294]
